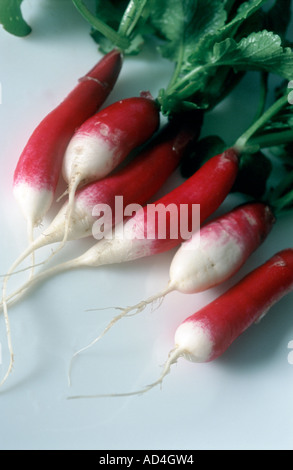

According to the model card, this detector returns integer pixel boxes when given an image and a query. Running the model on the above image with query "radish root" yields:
[56,188,69,203]
[0,236,53,314]
[0,219,38,387]
[67,284,175,385]
[67,346,182,399]
[27,220,36,281]
[0,257,81,318]
[1,270,15,386]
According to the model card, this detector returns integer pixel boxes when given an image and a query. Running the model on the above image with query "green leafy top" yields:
[68,0,293,115]
[154,0,293,114]
[1,0,293,117]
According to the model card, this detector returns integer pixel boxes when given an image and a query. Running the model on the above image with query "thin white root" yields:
[0,219,37,386]
[67,346,182,399]
[0,257,80,316]
[67,284,175,386]
[0,265,15,387]
[0,224,53,304]
[0,261,45,278]
[0,237,50,313]
[0,233,85,386]
[27,220,36,281]
[56,188,69,203]
[0,310,14,387]
[0,256,63,312]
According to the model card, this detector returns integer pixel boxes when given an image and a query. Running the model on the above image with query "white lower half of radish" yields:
[13,183,53,228]
[81,231,154,267]
[169,223,244,294]
[174,321,213,362]
[78,213,154,267]
[62,133,121,187]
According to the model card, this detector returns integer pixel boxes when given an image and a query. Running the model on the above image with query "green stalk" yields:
[118,0,148,38]
[72,0,130,50]
[233,94,290,152]
[165,64,207,97]
[248,129,293,150]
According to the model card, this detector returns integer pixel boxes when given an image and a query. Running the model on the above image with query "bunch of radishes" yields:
[1,47,293,397]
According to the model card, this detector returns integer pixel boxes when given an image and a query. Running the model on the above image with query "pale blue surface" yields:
[0,0,293,450]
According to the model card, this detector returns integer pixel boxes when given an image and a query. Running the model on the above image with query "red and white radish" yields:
[82,248,293,398]
[60,95,160,249]
[13,50,123,235]
[79,202,275,352]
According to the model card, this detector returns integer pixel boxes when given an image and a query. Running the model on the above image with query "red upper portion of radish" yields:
[71,96,160,153]
[13,50,123,192]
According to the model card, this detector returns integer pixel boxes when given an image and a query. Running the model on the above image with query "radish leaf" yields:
[0,0,31,37]
[211,31,293,80]
[149,0,227,63]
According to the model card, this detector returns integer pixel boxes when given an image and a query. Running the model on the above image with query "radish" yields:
[13,50,123,235]
[59,95,160,250]
[80,248,293,398]
[78,202,275,352]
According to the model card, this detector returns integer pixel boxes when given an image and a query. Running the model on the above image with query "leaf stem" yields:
[166,64,208,97]
[72,0,130,50]
[248,129,293,150]
[233,94,290,152]
[118,0,148,38]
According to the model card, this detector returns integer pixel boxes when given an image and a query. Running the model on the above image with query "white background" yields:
[0,0,293,450]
